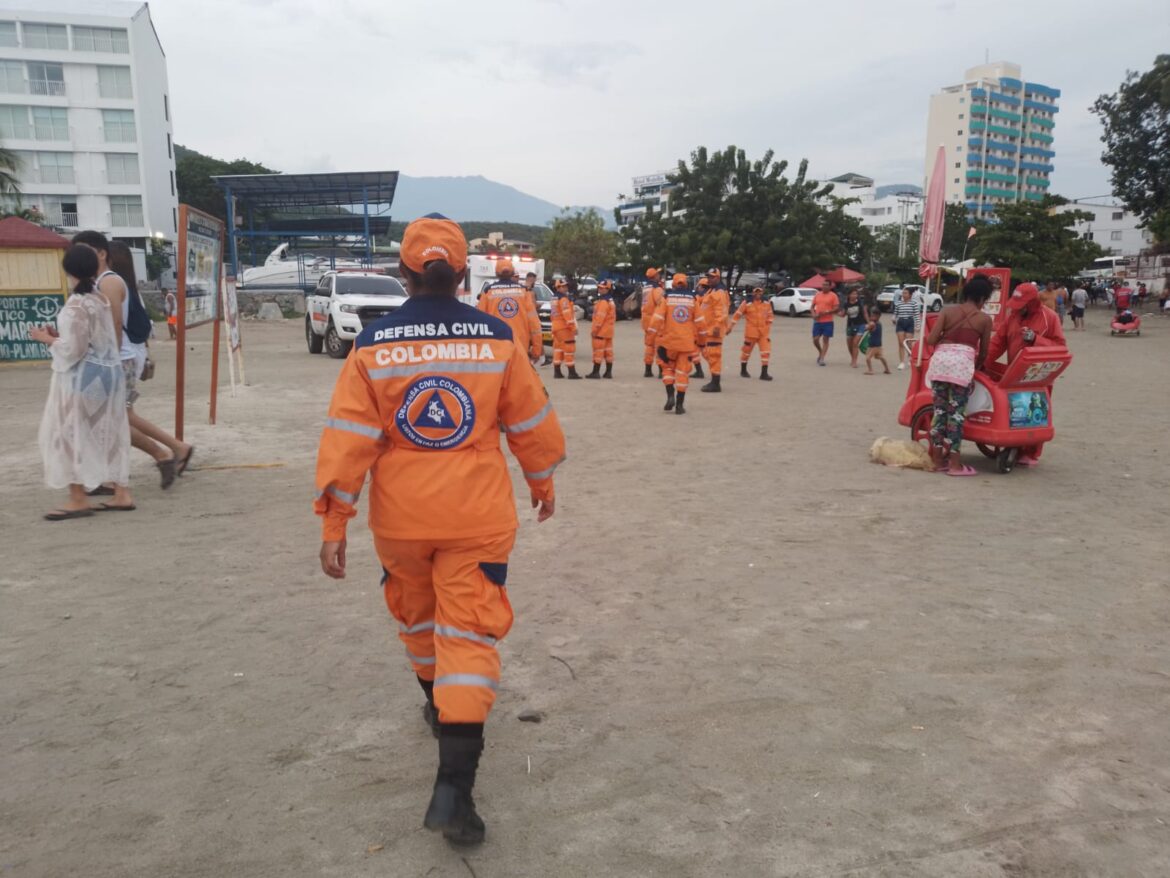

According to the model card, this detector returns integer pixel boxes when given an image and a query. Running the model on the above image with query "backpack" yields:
[101,271,152,344]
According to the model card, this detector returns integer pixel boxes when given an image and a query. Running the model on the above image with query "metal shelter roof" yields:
[212,171,399,209]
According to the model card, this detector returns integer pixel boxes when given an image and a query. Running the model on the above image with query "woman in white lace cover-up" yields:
[29,245,133,521]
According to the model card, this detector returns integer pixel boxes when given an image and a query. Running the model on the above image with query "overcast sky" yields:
[151,0,1169,209]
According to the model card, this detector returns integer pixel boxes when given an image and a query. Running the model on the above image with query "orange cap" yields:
[697,277,709,289]
[753,286,764,294]
[399,213,467,274]
[645,267,660,280]
[671,273,688,289]
[495,257,515,277]
[598,279,613,291]
[1007,282,1039,311]
[706,267,721,280]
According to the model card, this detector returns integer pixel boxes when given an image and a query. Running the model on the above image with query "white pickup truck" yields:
[305,270,408,358]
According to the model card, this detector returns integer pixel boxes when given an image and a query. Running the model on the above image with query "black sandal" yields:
[157,458,177,490]
[97,502,137,512]
[86,486,116,497]
[44,508,95,521]
[177,446,195,475]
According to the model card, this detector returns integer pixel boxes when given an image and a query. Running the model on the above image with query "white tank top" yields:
[99,270,143,362]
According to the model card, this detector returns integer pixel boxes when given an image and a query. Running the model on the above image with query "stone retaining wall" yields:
[139,290,304,320]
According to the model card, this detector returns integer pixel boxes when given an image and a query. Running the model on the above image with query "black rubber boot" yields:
[418,677,440,739]
[701,374,721,393]
[586,363,601,379]
[567,365,582,380]
[760,365,773,381]
[663,385,676,411]
[553,365,564,379]
[424,728,486,846]
[603,363,613,379]
[740,362,750,378]
[541,356,553,366]
[675,391,687,415]
[643,363,653,378]
[692,362,705,379]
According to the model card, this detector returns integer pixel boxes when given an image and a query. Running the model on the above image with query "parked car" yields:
[875,283,943,313]
[770,287,818,317]
[305,270,407,358]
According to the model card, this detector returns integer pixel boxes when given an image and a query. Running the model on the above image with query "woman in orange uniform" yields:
[477,257,543,362]
[586,279,616,379]
[640,268,665,377]
[551,279,581,379]
[649,273,705,415]
[315,214,566,846]
[731,286,774,380]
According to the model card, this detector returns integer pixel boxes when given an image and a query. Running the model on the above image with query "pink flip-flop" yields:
[946,465,978,477]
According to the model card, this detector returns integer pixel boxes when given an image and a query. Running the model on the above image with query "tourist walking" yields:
[1070,284,1088,331]
[893,287,919,370]
[842,288,868,368]
[811,279,839,366]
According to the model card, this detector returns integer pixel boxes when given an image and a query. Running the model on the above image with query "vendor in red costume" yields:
[984,282,1067,467]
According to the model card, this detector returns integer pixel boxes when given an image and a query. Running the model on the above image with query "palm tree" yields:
[0,142,21,201]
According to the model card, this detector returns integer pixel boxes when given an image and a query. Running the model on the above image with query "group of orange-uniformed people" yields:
[641,266,774,414]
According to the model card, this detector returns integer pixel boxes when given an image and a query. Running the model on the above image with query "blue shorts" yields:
[812,321,834,338]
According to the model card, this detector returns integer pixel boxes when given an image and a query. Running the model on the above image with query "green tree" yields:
[971,196,1103,280]
[145,237,172,281]
[0,143,20,200]
[174,143,275,223]
[1091,55,1170,246]
[540,208,617,278]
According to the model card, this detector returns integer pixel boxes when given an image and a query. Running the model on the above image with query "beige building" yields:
[924,62,1059,219]
[467,231,535,254]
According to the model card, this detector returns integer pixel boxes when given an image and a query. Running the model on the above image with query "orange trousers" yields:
[375,531,516,725]
[592,335,614,365]
[702,340,723,375]
[553,330,576,367]
[643,331,658,366]
[741,336,771,365]
[660,348,695,394]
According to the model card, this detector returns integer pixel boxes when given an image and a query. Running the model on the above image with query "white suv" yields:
[306,271,407,358]
[876,283,942,313]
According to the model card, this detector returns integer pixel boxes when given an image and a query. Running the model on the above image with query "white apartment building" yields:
[827,172,924,229]
[925,61,1059,219]
[1054,199,1153,257]
[0,0,177,248]
[616,172,679,226]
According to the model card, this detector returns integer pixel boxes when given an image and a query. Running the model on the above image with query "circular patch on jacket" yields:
[672,305,689,323]
[498,296,519,319]
[396,377,476,449]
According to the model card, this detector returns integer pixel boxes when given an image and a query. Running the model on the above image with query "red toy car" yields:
[898,313,1073,473]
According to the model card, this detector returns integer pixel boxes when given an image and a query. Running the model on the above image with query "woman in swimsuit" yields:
[924,276,994,476]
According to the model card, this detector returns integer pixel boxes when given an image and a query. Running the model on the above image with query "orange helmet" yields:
[645,267,660,280]
[671,273,688,289]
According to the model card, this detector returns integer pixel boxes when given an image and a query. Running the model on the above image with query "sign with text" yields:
[182,209,224,328]
[0,294,63,361]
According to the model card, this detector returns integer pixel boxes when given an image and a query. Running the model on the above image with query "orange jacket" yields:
[640,284,665,331]
[478,280,543,359]
[591,295,616,339]
[314,296,566,542]
[551,294,577,335]
[732,299,774,340]
[649,289,704,352]
[699,287,730,340]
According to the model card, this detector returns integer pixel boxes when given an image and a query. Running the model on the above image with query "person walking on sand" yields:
[163,289,177,340]
[863,305,891,375]
[730,286,774,380]
[315,214,565,846]
[893,287,919,371]
[29,245,132,520]
[1070,284,1088,331]
[585,279,616,379]
[843,287,868,368]
[648,273,705,415]
[640,268,666,378]
[811,279,838,366]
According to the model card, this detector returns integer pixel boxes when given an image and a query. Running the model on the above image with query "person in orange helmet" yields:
[648,272,705,415]
[550,278,581,379]
[586,279,616,379]
[731,286,774,380]
[698,267,730,392]
[314,213,566,846]
[477,258,543,363]
[640,267,666,378]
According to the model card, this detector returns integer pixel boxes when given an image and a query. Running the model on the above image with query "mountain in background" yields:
[875,183,923,199]
[393,175,608,227]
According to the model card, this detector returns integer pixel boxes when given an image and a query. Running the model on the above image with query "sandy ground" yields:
[2,306,1169,878]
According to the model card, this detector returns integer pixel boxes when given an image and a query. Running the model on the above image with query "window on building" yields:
[956,146,963,152]
[958,114,965,119]
[73,26,130,54]
[166,133,171,158]
[164,94,169,121]
[37,151,74,184]
[1111,211,1123,221]
[109,194,143,227]
[31,107,68,141]
[0,21,16,46]
[169,170,175,196]
[30,195,78,228]
[106,152,139,184]
[0,105,30,139]
[959,97,965,104]
[102,109,136,143]
[957,129,964,136]
[1110,231,1123,241]
[1083,232,1094,241]
[0,60,23,93]
[21,23,69,50]
[172,206,177,233]
[97,65,133,99]
[27,62,65,97]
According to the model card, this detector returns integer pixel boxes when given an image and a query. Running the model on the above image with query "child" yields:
[864,306,890,375]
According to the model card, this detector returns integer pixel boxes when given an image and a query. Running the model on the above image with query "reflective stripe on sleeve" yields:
[406,649,436,666]
[325,417,384,440]
[433,674,499,691]
[434,624,498,647]
[399,620,436,635]
[503,401,552,435]
[523,456,566,481]
[368,361,508,380]
[315,486,360,505]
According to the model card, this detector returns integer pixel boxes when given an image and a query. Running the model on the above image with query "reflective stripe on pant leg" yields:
[593,336,604,364]
[704,341,722,375]
[741,340,754,363]
[673,352,691,393]
[760,337,771,364]
[605,342,614,364]
[431,531,516,724]
[644,332,656,365]
[375,536,438,681]
[563,337,575,367]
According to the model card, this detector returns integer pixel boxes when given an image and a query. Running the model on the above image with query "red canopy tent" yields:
[799,273,829,289]
[825,266,865,284]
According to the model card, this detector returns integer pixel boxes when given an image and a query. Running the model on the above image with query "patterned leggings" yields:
[930,380,972,454]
